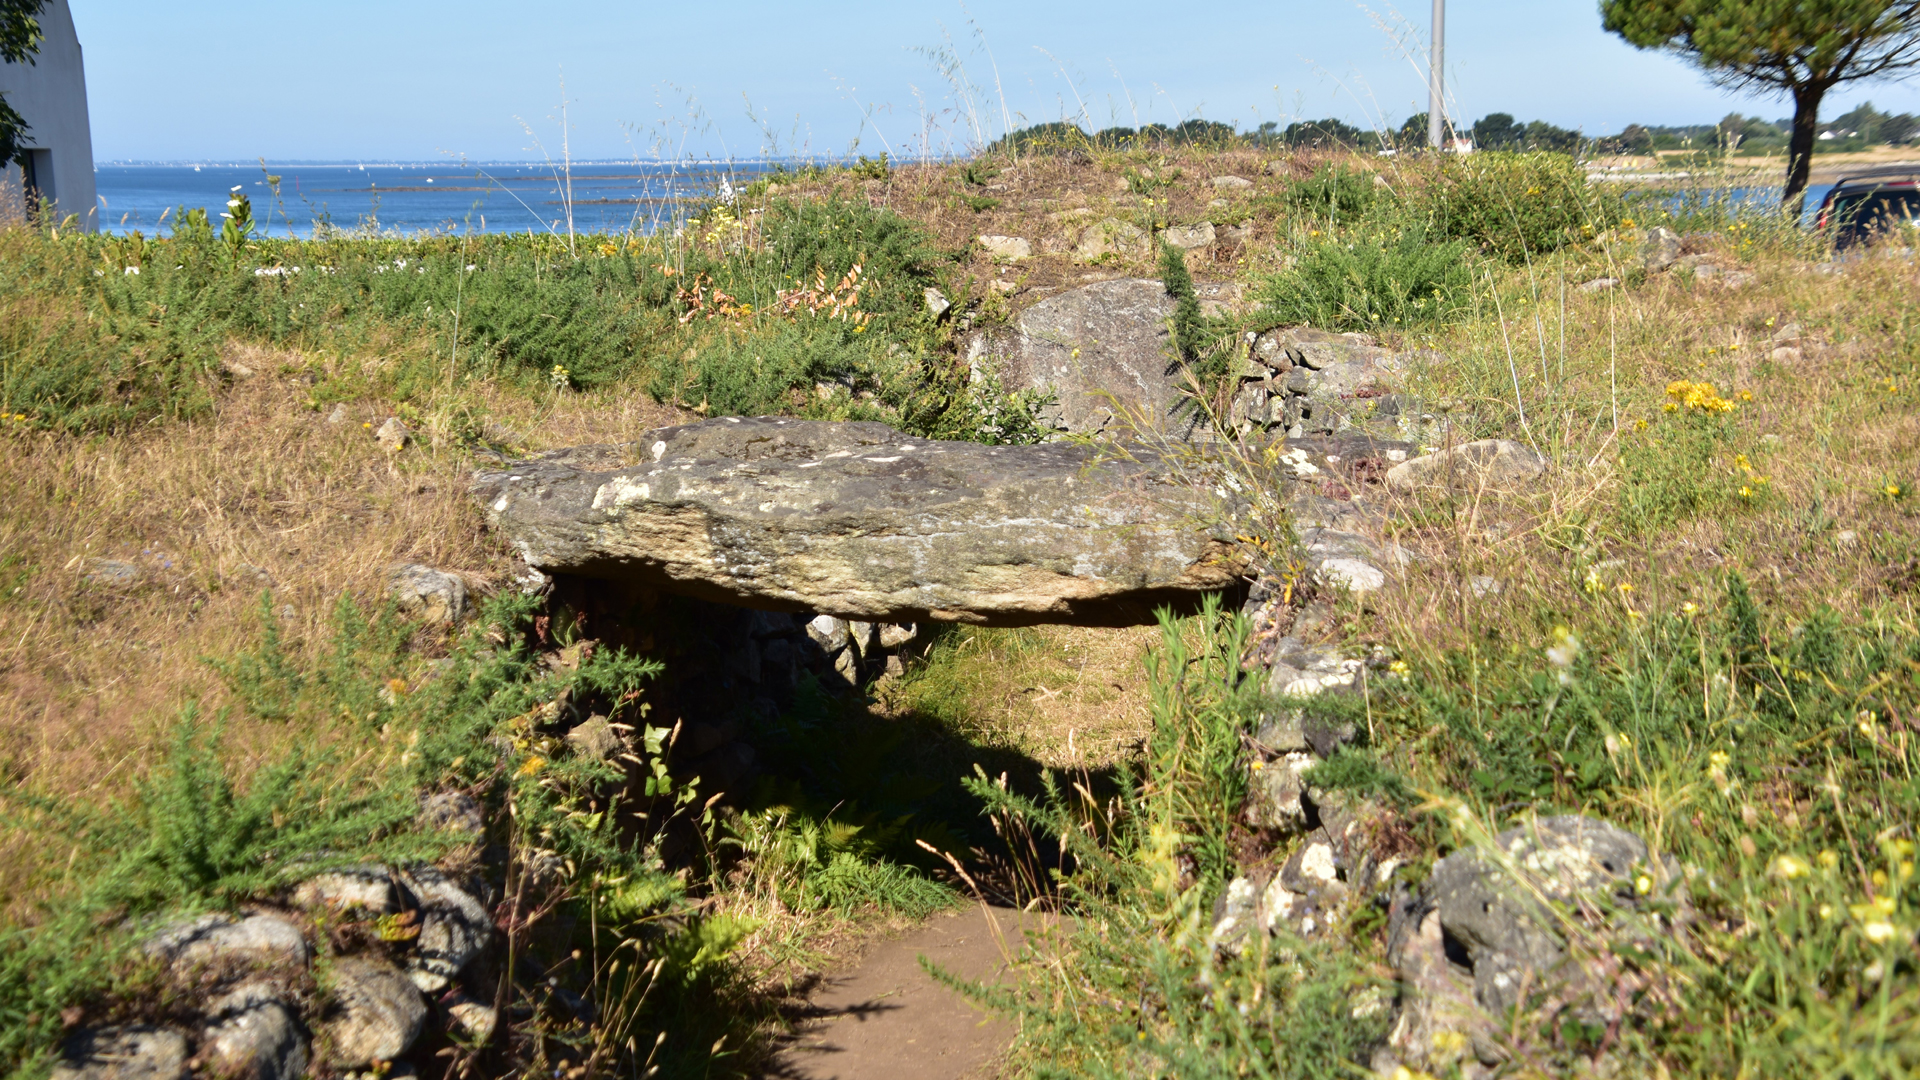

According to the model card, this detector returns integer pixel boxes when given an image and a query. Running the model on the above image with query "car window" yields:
[1831,188,1920,246]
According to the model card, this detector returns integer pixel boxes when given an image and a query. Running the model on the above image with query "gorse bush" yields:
[1280,163,1377,225]
[1258,227,1474,330]
[1408,151,1622,262]
[1158,242,1204,363]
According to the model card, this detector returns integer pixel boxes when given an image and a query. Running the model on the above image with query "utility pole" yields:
[1428,0,1446,149]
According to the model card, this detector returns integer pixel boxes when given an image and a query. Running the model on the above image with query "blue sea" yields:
[93,160,774,238]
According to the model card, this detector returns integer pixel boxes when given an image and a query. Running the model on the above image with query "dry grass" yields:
[1291,228,1920,680]
[877,623,1166,770]
[0,354,687,917]
[761,146,1330,304]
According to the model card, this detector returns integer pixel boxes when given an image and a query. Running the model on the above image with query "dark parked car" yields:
[1815,167,1920,250]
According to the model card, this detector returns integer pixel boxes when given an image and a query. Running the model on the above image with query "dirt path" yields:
[765,905,1045,1080]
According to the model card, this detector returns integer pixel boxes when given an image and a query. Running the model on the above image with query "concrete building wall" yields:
[0,0,96,230]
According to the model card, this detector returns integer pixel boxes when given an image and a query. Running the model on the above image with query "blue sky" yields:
[73,0,1920,162]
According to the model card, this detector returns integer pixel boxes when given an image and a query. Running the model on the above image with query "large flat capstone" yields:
[473,416,1245,626]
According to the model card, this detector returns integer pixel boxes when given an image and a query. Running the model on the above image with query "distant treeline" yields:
[989,101,1920,157]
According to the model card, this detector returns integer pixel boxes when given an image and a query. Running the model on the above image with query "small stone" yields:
[832,648,859,683]
[877,622,918,649]
[1576,277,1619,293]
[444,993,498,1041]
[374,417,410,453]
[53,1026,189,1080]
[202,988,308,1080]
[1469,575,1503,598]
[923,287,951,319]
[1160,221,1216,250]
[83,559,141,587]
[1386,439,1549,494]
[977,234,1033,262]
[990,278,1017,295]
[144,914,309,971]
[387,564,467,625]
[1253,703,1309,751]
[398,868,493,992]
[1281,840,1340,887]
[294,867,402,915]
[1073,217,1147,262]
[420,791,485,840]
[320,957,427,1067]
[1836,529,1860,550]
[1211,175,1254,190]
[1770,346,1803,364]
[1207,875,1260,953]
[1319,557,1386,593]
[806,614,849,654]
[566,714,624,761]
[1245,753,1315,831]
[326,404,349,425]
[1641,226,1681,272]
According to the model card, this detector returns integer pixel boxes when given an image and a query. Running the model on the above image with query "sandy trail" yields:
[766,905,1051,1080]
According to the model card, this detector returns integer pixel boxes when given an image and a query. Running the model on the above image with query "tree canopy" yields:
[1601,0,1920,209]
[1,0,47,166]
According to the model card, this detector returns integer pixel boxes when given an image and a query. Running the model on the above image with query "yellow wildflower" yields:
[1665,380,1737,413]
[1771,855,1811,880]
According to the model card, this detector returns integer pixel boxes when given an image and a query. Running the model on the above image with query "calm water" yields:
[93,161,774,238]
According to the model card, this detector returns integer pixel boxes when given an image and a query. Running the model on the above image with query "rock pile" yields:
[1225,327,1450,445]
[963,279,1450,445]
[1383,816,1690,1076]
[57,829,499,1080]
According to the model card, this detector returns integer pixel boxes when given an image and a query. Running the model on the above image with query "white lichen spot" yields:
[1279,447,1320,476]
[591,477,651,511]
[651,440,667,462]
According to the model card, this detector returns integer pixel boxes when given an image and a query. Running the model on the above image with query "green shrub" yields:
[1259,227,1474,330]
[1280,163,1378,225]
[1159,242,1204,363]
[644,320,868,416]
[1409,151,1620,262]
[750,195,944,325]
